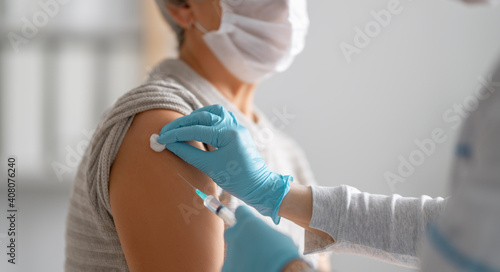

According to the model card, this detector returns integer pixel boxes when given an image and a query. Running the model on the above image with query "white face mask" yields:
[194,0,309,83]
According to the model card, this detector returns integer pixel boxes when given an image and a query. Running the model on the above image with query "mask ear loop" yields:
[193,21,209,34]
[185,16,207,34]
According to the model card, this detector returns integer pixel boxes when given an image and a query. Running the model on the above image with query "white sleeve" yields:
[304,185,447,268]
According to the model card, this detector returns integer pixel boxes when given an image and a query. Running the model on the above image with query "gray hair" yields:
[155,0,188,46]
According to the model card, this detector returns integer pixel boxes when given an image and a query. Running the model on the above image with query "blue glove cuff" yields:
[270,175,293,225]
[246,173,293,225]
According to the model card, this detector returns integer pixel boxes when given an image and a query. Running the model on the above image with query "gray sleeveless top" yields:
[64,58,320,271]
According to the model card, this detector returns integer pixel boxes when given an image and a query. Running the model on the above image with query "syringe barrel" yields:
[217,206,236,226]
[204,195,236,226]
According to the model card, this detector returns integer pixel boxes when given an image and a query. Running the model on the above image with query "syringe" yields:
[177,173,236,227]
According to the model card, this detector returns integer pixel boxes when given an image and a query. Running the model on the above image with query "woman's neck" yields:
[178,41,258,123]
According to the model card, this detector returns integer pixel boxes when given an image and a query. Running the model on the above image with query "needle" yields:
[177,173,197,191]
[177,173,208,200]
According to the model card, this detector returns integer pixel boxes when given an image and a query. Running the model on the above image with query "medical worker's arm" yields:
[109,109,224,271]
[278,182,447,267]
[160,105,448,267]
[293,184,447,267]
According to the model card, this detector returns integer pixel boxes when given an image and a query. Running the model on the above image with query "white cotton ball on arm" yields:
[150,134,166,152]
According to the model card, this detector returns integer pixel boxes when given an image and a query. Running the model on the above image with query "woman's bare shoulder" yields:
[109,109,224,271]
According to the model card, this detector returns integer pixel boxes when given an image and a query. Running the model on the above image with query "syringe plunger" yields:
[203,195,236,226]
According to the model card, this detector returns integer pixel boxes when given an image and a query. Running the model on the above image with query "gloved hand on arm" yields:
[157,104,293,224]
[223,206,308,272]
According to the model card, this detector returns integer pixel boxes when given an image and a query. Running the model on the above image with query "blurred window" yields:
[0,0,146,183]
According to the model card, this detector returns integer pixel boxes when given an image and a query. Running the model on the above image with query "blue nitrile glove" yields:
[223,206,302,272]
[157,104,292,224]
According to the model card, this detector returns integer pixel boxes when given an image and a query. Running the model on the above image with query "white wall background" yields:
[1,0,500,271]
[256,0,500,271]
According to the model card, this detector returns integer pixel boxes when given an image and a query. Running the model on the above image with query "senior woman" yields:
[64,0,330,271]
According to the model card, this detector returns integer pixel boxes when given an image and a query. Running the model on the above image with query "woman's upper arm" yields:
[109,109,224,271]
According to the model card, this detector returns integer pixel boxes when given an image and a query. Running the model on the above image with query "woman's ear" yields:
[167,3,195,29]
